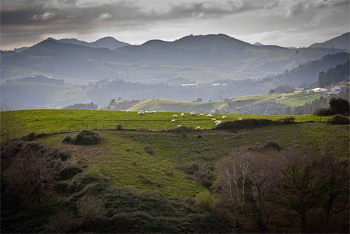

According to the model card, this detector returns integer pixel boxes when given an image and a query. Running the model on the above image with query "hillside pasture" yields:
[1,109,332,139]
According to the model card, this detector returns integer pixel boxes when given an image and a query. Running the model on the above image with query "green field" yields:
[1,109,332,138]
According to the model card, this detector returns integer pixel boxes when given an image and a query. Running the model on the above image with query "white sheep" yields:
[190,111,196,116]
[238,117,242,120]
[199,113,204,116]
[177,125,182,128]
[173,114,178,118]
[153,111,157,113]
[171,119,176,122]
[181,113,185,117]
[138,110,145,115]
[215,120,222,125]
[207,114,213,117]
[222,116,227,119]
[196,126,201,130]
[211,118,216,121]
[127,110,131,112]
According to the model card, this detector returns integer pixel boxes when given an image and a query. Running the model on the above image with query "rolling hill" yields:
[101,92,328,115]
[310,32,349,50]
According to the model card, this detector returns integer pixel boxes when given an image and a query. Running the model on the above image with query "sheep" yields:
[177,125,182,128]
[181,113,185,117]
[190,111,196,116]
[171,119,176,122]
[153,111,157,113]
[207,114,213,117]
[238,117,242,120]
[173,114,178,118]
[211,118,216,121]
[199,113,204,116]
[127,110,131,112]
[196,126,201,130]
[138,110,145,115]
[215,120,222,125]
[222,116,227,119]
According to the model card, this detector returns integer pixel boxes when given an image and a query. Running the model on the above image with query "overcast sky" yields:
[1,0,349,50]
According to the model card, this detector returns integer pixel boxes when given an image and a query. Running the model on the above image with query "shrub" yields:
[21,132,37,141]
[45,209,79,233]
[77,194,106,221]
[313,107,334,116]
[58,165,83,180]
[63,130,102,146]
[262,141,282,151]
[276,116,295,124]
[327,114,350,125]
[62,136,73,144]
[215,119,274,131]
[195,190,214,210]
[73,130,102,145]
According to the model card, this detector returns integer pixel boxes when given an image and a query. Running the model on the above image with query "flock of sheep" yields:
[132,110,243,130]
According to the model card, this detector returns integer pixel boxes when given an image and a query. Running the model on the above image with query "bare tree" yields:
[216,151,252,229]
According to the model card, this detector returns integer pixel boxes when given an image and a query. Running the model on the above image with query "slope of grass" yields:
[127,98,227,113]
[232,92,327,106]
[38,122,349,198]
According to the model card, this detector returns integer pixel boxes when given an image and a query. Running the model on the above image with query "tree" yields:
[329,98,349,115]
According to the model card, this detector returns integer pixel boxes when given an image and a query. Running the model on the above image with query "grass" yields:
[38,122,349,197]
[232,92,327,106]
[1,109,333,138]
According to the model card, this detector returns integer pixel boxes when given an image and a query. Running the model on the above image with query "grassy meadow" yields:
[1,109,332,138]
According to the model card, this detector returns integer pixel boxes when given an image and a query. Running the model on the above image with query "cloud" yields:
[31,11,56,20]
[96,13,112,21]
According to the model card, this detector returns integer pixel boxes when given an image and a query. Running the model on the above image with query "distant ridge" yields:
[309,32,349,50]
[51,37,129,50]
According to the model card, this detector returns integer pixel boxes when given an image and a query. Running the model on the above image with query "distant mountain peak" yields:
[46,37,57,41]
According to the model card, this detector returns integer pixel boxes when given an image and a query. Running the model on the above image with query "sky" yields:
[1,0,349,50]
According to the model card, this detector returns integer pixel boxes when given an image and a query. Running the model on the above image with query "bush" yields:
[63,130,102,146]
[276,116,295,124]
[215,119,274,131]
[58,165,83,180]
[116,124,124,130]
[313,107,334,116]
[327,114,350,125]
[62,136,73,144]
[195,191,214,210]
[262,141,282,151]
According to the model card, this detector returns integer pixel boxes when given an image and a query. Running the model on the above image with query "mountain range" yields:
[1,32,349,109]
[2,33,348,85]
